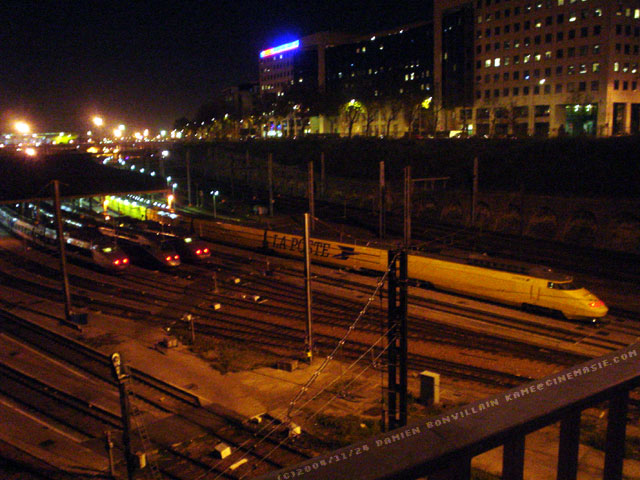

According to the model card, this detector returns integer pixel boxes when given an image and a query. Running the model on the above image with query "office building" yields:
[434,0,640,136]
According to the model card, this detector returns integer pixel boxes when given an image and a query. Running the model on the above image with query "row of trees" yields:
[173,84,445,141]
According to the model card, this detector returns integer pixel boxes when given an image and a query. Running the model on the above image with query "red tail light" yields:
[123,258,129,264]
[174,255,180,260]
[114,259,120,265]
[166,256,172,262]
[196,249,202,255]
[589,300,604,308]
[204,248,209,253]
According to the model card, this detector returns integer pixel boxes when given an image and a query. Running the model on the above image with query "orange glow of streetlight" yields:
[167,194,175,209]
[15,121,30,135]
[92,116,104,127]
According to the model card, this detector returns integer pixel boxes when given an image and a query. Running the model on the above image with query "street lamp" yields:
[14,121,30,135]
[210,190,219,218]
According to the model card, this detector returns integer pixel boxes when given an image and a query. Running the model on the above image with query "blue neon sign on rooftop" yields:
[260,40,300,58]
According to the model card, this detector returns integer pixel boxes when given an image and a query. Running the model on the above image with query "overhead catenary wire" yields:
[238,340,394,480]
[284,251,400,422]
[203,254,400,480]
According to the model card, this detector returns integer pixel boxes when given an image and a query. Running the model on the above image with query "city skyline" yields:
[2,0,430,134]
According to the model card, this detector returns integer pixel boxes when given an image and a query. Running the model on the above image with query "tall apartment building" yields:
[435,0,640,136]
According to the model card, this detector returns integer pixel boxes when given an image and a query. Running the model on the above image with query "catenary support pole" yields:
[308,161,315,231]
[268,153,274,217]
[379,161,386,239]
[304,213,313,362]
[53,180,73,323]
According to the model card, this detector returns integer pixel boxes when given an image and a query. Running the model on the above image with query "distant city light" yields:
[25,147,37,156]
[260,40,300,58]
[92,116,104,127]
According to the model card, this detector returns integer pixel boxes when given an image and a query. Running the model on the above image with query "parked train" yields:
[104,195,608,321]
[97,225,181,268]
[25,201,182,269]
[107,217,211,263]
[0,207,130,273]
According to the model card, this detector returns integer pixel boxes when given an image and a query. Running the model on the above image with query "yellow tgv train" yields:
[103,195,608,322]
[194,220,607,322]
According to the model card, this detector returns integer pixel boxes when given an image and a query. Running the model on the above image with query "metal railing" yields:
[257,343,639,480]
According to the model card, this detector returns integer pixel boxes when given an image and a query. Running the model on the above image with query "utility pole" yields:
[386,249,408,431]
[268,153,274,217]
[186,148,192,206]
[110,353,135,480]
[303,213,313,362]
[320,152,325,198]
[379,161,386,239]
[471,157,479,227]
[52,180,73,325]
[308,161,315,231]
[403,166,412,247]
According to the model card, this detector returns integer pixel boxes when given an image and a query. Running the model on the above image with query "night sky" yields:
[2,0,430,134]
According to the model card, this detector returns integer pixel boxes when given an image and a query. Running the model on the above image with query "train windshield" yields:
[547,281,580,290]
[158,241,175,253]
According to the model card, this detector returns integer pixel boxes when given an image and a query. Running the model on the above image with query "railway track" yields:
[0,310,314,479]
[3,231,639,392]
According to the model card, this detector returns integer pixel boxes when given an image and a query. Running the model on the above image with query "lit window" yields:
[569,14,577,22]
[580,64,587,74]
[485,59,492,67]
[545,51,552,59]
[524,54,531,63]
[558,0,564,4]
[592,62,600,72]
[635,9,640,19]
[494,57,501,67]
[614,62,620,72]
[535,53,541,61]
[594,8,602,16]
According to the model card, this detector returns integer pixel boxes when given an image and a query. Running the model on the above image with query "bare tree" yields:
[380,97,403,137]
[342,99,364,138]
